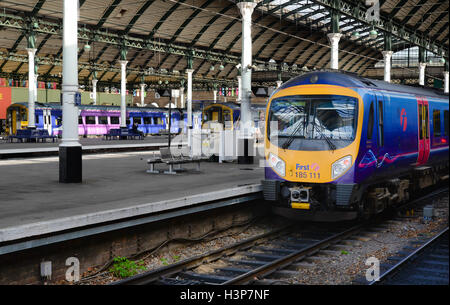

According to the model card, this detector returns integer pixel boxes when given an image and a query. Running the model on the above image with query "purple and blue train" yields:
[6,103,186,137]
[263,71,449,221]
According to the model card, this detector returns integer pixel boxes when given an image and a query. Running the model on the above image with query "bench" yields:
[146,146,206,174]
[104,128,144,140]
[9,129,57,143]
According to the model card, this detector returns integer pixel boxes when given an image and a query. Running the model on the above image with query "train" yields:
[5,102,186,137]
[201,102,266,141]
[262,71,449,222]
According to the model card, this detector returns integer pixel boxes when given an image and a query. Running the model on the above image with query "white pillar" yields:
[27,48,37,128]
[213,90,217,103]
[276,80,282,88]
[186,69,194,127]
[60,0,81,183]
[140,83,146,107]
[34,74,38,105]
[120,60,128,127]
[237,75,242,102]
[382,51,393,83]
[92,79,98,105]
[186,69,194,148]
[327,33,342,70]
[443,71,449,94]
[419,62,426,86]
[179,87,185,108]
[237,1,257,135]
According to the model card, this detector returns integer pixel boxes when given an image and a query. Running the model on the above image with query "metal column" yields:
[382,51,393,83]
[27,48,37,129]
[59,0,82,183]
[120,60,128,128]
[237,1,256,164]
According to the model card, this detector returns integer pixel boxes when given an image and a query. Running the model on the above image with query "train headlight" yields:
[269,153,285,177]
[331,155,352,180]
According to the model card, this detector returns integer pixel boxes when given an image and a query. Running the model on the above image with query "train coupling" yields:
[290,186,311,203]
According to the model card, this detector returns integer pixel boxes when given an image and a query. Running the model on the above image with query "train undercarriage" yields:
[263,162,449,222]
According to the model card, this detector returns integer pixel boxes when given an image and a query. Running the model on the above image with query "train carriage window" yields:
[134,117,143,125]
[143,117,152,125]
[99,116,108,125]
[367,102,374,139]
[444,110,449,137]
[378,101,384,147]
[85,116,96,125]
[110,117,119,124]
[433,110,441,137]
[36,115,39,124]
[126,119,130,126]
[78,116,83,124]
[155,117,163,125]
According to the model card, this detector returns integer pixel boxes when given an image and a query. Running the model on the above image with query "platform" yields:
[0,136,177,159]
[0,152,263,244]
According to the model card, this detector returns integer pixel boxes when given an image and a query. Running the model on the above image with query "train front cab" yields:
[202,104,237,131]
[262,84,364,221]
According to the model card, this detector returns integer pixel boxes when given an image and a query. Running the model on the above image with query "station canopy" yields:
[0,0,448,86]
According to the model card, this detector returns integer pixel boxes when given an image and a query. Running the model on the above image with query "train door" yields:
[16,109,22,133]
[417,97,430,165]
[43,109,52,135]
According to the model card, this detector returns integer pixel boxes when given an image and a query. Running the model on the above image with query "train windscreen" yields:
[268,95,358,151]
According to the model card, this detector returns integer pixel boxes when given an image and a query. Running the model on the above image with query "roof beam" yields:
[308,0,448,57]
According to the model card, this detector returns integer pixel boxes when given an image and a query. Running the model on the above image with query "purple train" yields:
[6,103,185,137]
[263,71,449,221]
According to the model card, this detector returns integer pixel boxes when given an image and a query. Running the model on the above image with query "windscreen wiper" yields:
[311,121,337,151]
[280,105,305,149]
[281,120,304,149]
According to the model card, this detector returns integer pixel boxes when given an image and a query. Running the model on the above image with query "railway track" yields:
[112,186,448,286]
[370,227,449,285]
[113,223,368,285]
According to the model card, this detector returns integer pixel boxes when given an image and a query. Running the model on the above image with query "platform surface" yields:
[0,151,264,242]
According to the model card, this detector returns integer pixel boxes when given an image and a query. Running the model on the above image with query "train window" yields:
[378,101,384,147]
[110,117,119,124]
[78,116,83,124]
[36,115,39,124]
[126,119,131,126]
[155,117,163,125]
[56,117,62,126]
[99,116,108,125]
[367,102,374,139]
[444,110,449,137]
[433,110,441,137]
[143,117,152,125]
[85,116,96,125]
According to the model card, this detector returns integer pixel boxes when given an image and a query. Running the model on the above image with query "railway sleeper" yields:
[242,252,284,261]
[304,256,329,264]
[286,261,315,270]
[316,249,341,257]
[178,271,232,284]
[267,270,300,279]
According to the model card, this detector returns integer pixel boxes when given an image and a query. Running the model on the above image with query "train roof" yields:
[279,71,449,100]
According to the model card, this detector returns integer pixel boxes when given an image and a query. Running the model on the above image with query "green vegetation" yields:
[109,256,146,278]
